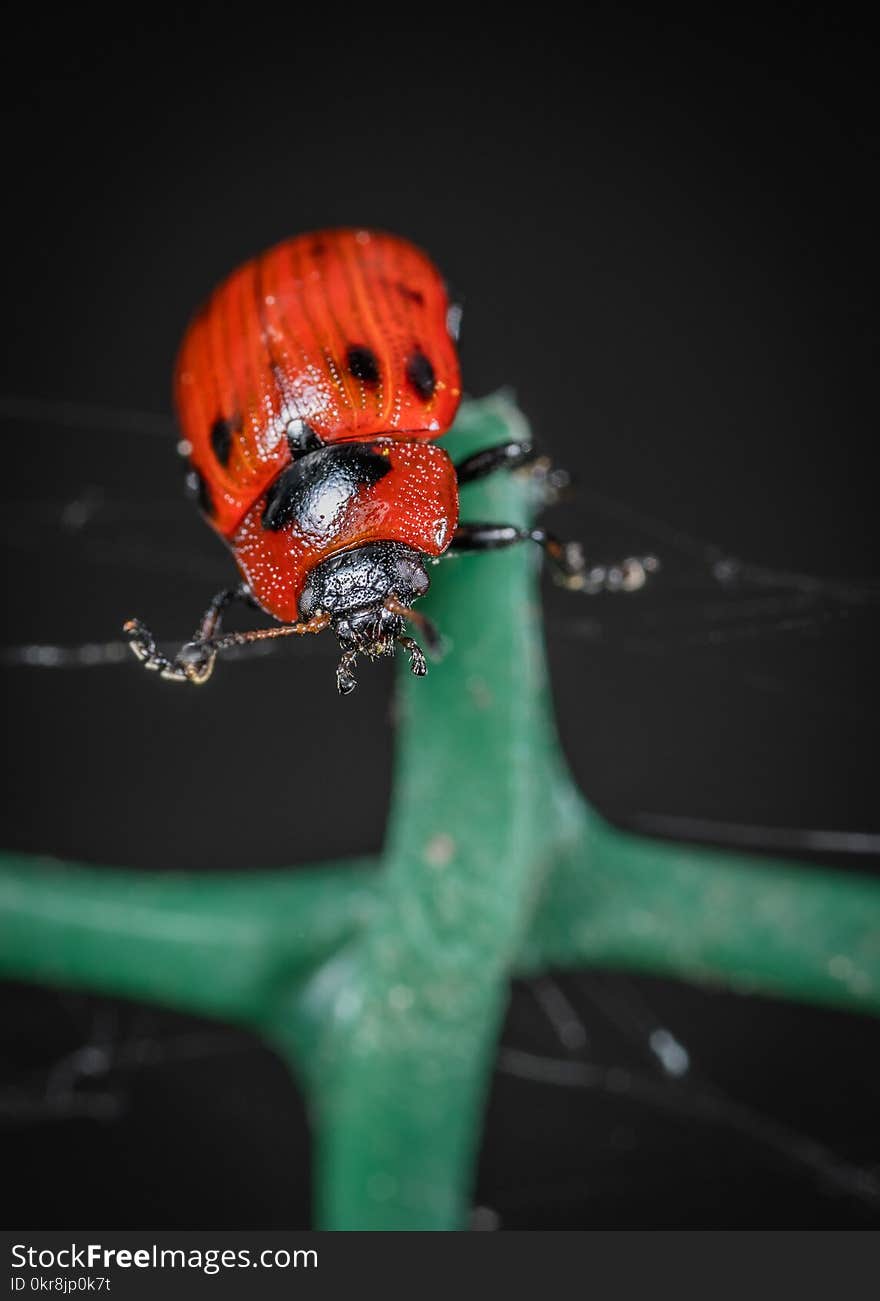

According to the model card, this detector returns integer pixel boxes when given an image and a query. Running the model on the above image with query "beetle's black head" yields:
[298,542,433,694]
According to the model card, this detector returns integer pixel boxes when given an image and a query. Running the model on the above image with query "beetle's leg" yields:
[396,633,427,678]
[123,619,184,680]
[383,595,442,656]
[454,440,536,485]
[196,582,258,641]
[336,648,359,696]
[124,583,255,684]
[455,440,571,506]
[448,522,584,587]
[449,522,658,593]
[124,585,330,685]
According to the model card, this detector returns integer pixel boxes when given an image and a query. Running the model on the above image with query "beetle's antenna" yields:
[206,612,331,654]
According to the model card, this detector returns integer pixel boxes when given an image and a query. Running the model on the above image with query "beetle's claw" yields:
[123,618,163,670]
[581,554,660,595]
[174,641,215,684]
[552,540,587,589]
[123,620,215,685]
[528,455,572,507]
[552,550,660,595]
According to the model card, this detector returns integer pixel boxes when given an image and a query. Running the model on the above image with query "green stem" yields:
[0,856,377,1024]
[524,808,880,1015]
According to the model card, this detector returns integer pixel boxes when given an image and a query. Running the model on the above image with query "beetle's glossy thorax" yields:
[230,439,459,623]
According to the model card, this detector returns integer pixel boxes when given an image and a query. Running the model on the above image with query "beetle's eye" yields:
[397,556,429,595]
[298,580,316,616]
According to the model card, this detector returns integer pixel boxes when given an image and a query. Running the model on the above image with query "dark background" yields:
[2,12,878,1228]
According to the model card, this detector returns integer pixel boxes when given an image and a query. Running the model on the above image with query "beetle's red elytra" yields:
[125,228,631,694]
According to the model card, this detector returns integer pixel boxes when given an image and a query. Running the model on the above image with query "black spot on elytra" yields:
[262,444,392,533]
[406,350,435,400]
[210,415,236,466]
[186,468,214,517]
[347,345,380,385]
[285,418,323,457]
[311,240,327,257]
[397,281,424,305]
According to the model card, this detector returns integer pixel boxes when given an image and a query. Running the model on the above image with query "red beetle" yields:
[125,228,636,694]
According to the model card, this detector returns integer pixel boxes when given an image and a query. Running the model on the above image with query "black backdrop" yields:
[2,12,878,1228]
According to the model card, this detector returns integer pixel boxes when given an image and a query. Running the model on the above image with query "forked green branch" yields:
[1,393,878,1229]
